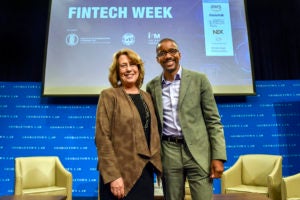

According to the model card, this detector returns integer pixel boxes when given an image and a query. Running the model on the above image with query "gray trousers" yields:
[161,141,213,200]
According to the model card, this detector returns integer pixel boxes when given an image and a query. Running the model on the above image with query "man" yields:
[146,38,227,200]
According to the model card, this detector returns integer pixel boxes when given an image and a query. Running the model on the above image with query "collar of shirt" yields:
[161,66,182,86]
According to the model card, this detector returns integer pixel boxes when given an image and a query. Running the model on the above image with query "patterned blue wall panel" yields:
[0,83,98,196]
[0,80,299,197]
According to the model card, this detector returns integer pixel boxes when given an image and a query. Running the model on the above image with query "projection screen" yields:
[42,0,255,96]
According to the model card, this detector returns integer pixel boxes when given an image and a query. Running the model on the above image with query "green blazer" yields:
[146,67,227,173]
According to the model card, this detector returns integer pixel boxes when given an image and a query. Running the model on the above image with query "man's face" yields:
[156,40,181,74]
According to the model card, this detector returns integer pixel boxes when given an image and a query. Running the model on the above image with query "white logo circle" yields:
[122,33,135,46]
[66,33,79,46]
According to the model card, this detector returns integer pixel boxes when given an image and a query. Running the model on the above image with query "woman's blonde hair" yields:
[108,48,145,88]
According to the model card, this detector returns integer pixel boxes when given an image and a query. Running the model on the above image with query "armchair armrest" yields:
[14,176,23,195]
[267,156,282,200]
[55,158,73,200]
[281,173,300,200]
[55,159,72,186]
[14,158,23,195]
[221,157,242,194]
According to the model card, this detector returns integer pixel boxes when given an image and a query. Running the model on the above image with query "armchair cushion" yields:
[23,186,67,195]
[242,155,279,186]
[225,185,267,194]
[20,157,56,189]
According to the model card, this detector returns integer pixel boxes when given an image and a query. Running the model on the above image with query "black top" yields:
[129,94,151,147]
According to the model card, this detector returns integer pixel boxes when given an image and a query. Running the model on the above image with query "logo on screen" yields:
[122,33,135,46]
[210,5,222,12]
[148,32,161,45]
[213,30,224,34]
[66,33,79,46]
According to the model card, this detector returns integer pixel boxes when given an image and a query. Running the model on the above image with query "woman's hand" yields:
[110,177,125,199]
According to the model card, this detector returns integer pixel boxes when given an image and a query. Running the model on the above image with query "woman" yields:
[95,48,162,200]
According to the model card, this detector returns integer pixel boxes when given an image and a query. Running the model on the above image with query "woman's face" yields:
[118,54,139,89]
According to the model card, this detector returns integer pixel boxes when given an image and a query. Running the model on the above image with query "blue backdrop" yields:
[0,80,299,197]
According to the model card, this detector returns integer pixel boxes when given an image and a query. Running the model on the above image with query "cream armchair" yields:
[281,173,300,200]
[185,180,191,200]
[14,156,72,200]
[221,154,282,200]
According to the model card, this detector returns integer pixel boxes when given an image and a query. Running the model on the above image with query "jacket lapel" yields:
[153,76,164,126]
[178,68,191,108]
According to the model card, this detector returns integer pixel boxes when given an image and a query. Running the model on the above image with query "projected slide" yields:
[43,0,254,96]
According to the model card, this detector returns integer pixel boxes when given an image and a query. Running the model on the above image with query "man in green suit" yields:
[146,38,227,200]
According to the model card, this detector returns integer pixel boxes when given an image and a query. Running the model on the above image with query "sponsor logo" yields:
[210,4,222,12]
[147,32,161,45]
[66,33,79,46]
[122,33,135,46]
[213,29,224,34]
